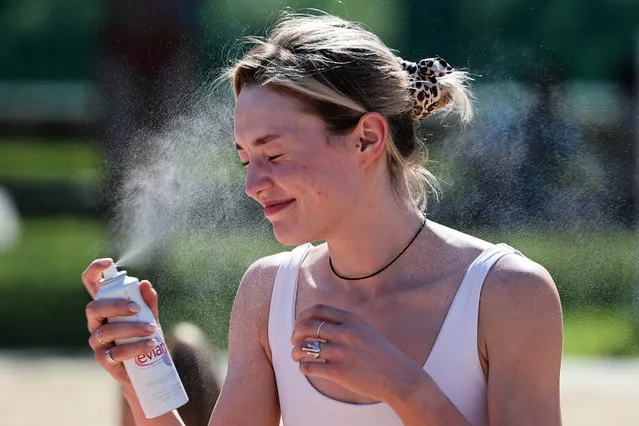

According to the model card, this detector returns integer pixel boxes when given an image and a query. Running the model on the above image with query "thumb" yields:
[139,280,160,322]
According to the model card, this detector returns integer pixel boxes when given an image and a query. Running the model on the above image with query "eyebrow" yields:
[235,134,282,150]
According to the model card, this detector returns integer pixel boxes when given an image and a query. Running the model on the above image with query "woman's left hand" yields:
[291,304,423,403]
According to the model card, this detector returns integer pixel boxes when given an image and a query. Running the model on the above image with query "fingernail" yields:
[146,339,158,347]
[145,323,157,332]
[98,258,113,266]
[128,302,140,313]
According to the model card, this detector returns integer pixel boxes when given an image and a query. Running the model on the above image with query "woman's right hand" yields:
[81,258,160,386]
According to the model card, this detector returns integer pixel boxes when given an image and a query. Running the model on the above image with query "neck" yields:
[325,198,425,288]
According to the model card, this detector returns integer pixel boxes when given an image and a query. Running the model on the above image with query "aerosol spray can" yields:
[97,264,189,418]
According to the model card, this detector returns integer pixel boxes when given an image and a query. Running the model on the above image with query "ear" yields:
[353,112,388,169]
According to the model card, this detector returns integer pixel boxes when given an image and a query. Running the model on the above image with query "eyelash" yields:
[240,155,282,167]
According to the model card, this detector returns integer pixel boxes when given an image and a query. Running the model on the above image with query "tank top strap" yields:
[448,243,524,328]
[428,243,526,369]
[464,243,524,301]
[424,244,522,426]
[268,243,313,350]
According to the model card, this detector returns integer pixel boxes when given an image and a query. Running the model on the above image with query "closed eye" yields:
[239,154,282,167]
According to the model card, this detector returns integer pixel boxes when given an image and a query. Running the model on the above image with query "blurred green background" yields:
[0,0,637,358]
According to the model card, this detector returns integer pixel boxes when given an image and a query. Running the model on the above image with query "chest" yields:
[293,271,466,404]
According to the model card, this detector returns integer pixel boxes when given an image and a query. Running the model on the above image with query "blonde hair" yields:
[223,12,473,210]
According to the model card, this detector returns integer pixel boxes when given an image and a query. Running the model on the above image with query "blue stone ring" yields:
[302,341,321,359]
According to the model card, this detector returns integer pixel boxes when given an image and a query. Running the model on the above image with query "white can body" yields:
[96,271,189,418]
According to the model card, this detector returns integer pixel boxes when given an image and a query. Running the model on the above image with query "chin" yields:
[271,223,314,247]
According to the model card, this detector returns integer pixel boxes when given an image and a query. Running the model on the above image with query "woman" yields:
[82,12,563,426]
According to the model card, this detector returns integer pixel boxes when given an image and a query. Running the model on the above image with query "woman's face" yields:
[234,86,361,245]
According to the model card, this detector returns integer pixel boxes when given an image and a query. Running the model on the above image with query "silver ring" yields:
[104,348,119,365]
[95,328,107,346]
[316,321,326,339]
[302,341,321,359]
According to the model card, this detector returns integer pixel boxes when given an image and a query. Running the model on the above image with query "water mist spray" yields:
[97,264,189,418]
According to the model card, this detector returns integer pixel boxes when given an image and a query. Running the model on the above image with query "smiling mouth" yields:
[263,200,295,216]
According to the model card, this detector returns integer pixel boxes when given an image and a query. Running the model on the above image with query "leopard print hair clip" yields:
[398,57,455,121]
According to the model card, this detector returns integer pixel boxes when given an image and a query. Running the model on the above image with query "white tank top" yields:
[268,243,523,426]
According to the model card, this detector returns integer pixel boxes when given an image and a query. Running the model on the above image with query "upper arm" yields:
[480,254,563,426]
[208,254,285,426]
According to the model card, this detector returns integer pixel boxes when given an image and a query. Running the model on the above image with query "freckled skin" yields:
[234,86,363,245]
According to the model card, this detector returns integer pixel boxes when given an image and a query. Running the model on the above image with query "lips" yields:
[262,199,295,216]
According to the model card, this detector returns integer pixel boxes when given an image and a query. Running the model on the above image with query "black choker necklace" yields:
[329,216,426,281]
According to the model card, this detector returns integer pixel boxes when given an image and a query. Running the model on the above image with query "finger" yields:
[291,340,347,363]
[139,280,159,321]
[299,358,344,379]
[94,348,128,381]
[81,258,114,298]
[86,299,142,333]
[89,326,110,348]
[295,304,358,327]
[95,338,158,368]
[89,322,157,350]
[291,319,339,345]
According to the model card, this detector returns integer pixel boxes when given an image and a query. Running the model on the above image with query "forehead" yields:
[234,86,315,139]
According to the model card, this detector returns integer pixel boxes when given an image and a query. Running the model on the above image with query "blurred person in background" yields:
[0,185,20,252]
[120,322,221,426]
[82,12,563,426]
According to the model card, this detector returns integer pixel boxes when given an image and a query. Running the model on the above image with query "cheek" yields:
[287,154,355,204]
[309,175,330,199]
[309,169,355,205]
[295,169,329,200]
[302,164,333,199]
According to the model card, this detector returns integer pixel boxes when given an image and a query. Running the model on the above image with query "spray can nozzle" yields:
[103,264,120,280]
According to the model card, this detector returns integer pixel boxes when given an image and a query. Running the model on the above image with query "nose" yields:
[244,161,273,199]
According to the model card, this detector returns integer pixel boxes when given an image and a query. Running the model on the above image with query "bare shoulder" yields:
[483,252,562,318]
[429,224,562,421]
[232,251,290,353]
[237,251,289,301]
[214,251,290,425]
[479,250,563,359]
[429,220,560,304]
[477,252,563,423]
